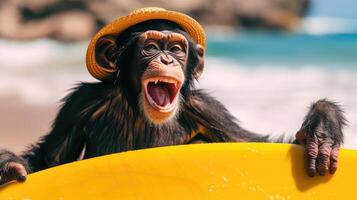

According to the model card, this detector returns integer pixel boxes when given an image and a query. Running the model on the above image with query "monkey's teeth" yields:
[145,77,182,111]
[147,78,179,87]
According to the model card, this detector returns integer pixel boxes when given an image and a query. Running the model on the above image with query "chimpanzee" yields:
[0,8,346,185]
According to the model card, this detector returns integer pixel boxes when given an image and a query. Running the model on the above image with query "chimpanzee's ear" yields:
[95,35,118,70]
[193,44,205,79]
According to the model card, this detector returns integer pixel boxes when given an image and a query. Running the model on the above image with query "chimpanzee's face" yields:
[95,22,205,125]
[131,30,189,124]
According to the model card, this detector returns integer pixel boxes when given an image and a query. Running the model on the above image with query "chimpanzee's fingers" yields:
[330,144,340,174]
[2,162,28,183]
[316,143,332,176]
[295,129,306,144]
[8,162,27,182]
[306,134,318,177]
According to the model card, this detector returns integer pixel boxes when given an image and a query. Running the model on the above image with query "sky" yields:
[309,0,357,19]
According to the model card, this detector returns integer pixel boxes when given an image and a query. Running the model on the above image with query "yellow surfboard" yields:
[0,143,356,199]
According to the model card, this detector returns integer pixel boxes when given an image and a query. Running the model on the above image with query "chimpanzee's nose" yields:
[160,54,174,65]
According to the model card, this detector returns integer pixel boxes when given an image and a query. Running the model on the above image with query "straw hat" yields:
[86,7,206,81]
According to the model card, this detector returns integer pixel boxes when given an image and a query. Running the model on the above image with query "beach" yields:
[0,30,356,153]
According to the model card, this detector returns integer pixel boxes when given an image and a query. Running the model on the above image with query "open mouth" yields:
[144,77,181,111]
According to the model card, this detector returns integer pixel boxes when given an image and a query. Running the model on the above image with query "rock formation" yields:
[0,0,310,41]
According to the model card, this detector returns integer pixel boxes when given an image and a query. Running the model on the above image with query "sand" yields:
[0,94,56,153]
[0,40,356,153]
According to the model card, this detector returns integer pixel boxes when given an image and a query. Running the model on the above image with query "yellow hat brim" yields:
[86,7,206,81]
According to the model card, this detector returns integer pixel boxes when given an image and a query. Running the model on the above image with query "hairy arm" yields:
[184,90,269,143]
[186,90,346,176]
[22,83,106,171]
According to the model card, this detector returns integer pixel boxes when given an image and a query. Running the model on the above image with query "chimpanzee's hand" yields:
[295,99,346,177]
[0,150,29,185]
[296,128,341,177]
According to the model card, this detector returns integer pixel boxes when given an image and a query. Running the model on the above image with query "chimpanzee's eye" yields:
[170,45,182,53]
[144,44,158,51]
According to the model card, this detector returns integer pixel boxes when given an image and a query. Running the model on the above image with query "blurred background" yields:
[0,0,356,153]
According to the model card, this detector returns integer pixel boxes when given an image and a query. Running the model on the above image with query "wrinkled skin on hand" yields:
[0,20,348,185]
[0,150,29,185]
[295,99,346,177]
[0,162,27,185]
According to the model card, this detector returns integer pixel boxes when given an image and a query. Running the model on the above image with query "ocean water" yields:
[0,19,357,149]
[202,31,357,149]
[207,32,357,69]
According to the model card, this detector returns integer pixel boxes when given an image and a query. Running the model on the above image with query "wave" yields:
[201,58,357,149]
[0,39,87,70]
[299,17,357,35]
[0,40,356,149]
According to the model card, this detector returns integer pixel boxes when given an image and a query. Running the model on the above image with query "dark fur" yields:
[301,99,346,144]
[0,20,346,180]
[15,83,265,172]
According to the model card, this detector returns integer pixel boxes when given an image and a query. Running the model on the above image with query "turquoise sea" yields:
[207,32,357,69]
[0,18,357,149]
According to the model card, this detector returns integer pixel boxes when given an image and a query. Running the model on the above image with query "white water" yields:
[201,59,357,149]
[299,17,357,35]
[0,39,356,149]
